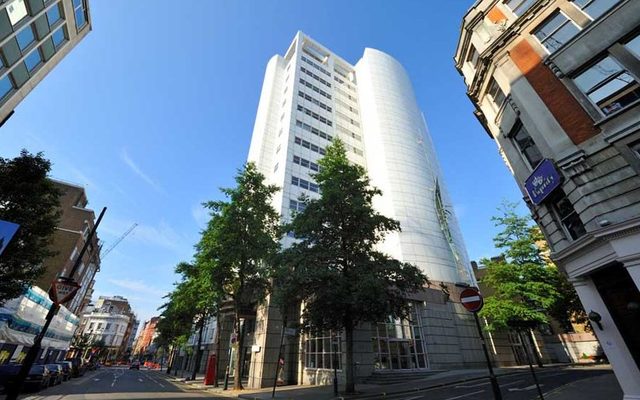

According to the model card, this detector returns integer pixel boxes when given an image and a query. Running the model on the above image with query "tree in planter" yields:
[478,202,584,366]
[0,150,61,304]
[198,162,281,390]
[273,140,429,394]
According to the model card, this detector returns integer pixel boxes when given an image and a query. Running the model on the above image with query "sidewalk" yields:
[155,364,613,400]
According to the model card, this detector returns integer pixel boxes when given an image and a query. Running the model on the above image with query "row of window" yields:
[289,198,307,213]
[298,90,332,112]
[299,77,332,100]
[334,74,356,92]
[301,54,331,77]
[294,136,326,156]
[336,109,360,127]
[295,119,333,141]
[300,66,332,88]
[505,0,619,19]
[336,123,362,142]
[334,96,359,115]
[334,85,357,102]
[0,24,68,102]
[297,104,333,126]
[291,175,319,193]
[293,154,320,172]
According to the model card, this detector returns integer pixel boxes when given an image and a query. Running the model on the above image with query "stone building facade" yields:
[455,1,640,398]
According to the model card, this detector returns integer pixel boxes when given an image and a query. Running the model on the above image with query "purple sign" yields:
[524,159,562,205]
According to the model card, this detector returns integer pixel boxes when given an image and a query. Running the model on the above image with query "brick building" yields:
[455,1,640,398]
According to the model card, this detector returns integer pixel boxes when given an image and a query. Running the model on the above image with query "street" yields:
[368,367,621,400]
[6,367,216,400]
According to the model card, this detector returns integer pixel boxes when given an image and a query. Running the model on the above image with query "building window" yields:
[571,0,621,20]
[625,34,640,59]
[0,74,14,101]
[630,141,640,160]
[510,123,543,168]
[289,199,306,213]
[24,49,42,73]
[305,331,341,370]
[574,56,640,116]
[551,191,586,240]
[73,0,88,30]
[6,0,28,26]
[47,3,63,26]
[16,25,35,51]
[466,45,480,68]
[533,11,580,53]
[486,77,506,110]
[504,0,536,16]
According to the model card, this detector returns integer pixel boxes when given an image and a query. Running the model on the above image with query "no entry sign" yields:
[460,287,484,313]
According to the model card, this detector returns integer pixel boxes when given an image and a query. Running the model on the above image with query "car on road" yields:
[55,361,73,381]
[129,361,140,370]
[0,364,52,393]
[45,364,64,386]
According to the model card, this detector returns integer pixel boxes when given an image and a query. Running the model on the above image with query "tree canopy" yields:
[274,140,429,393]
[197,162,281,390]
[0,150,61,304]
[479,202,582,332]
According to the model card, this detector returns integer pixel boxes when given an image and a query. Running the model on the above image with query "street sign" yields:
[284,328,297,336]
[460,287,484,313]
[48,277,80,305]
[0,219,20,257]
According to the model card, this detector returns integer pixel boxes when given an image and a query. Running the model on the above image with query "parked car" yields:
[68,358,86,377]
[129,361,140,370]
[45,364,63,386]
[55,361,73,381]
[25,364,52,391]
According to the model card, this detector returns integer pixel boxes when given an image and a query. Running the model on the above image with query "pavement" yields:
[0,364,621,400]
[160,363,621,400]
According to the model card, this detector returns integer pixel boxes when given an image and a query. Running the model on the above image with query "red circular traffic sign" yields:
[460,287,484,313]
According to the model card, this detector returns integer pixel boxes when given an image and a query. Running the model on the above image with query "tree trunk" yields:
[233,313,245,390]
[526,329,543,368]
[192,320,205,380]
[344,320,355,394]
[166,347,174,375]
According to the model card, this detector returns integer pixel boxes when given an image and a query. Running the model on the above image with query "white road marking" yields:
[401,396,423,400]
[455,381,489,388]
[500,379,525,387]
[93,378,100,381]
[444,389,485,400]
[138,378,144,382]
[509,384,544,391]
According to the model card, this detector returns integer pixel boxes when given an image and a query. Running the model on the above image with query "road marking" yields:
[444,389,485,400]
[138,378,144,382]
[500,379,525,387]
[509,384,544,391]
[93,378,100,381]
[455,381,489,388]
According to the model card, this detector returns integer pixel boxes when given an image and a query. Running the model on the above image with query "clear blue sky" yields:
[0,1,527,324]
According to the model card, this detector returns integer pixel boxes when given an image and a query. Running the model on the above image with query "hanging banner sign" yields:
[524,159,562,205]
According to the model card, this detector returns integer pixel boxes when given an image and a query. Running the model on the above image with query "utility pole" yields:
[7,207,106,400]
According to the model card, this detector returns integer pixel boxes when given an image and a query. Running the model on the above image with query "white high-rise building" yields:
[235,32,484,388]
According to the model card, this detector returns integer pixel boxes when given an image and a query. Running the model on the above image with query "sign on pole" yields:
[460,287,484,313]
[0,219,20,257]
[48,277,80,305]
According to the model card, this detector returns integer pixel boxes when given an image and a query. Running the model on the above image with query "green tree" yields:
[0,150,61,304]
[198,162,281,390]
[274,140,429,394]
[156,286,196,375]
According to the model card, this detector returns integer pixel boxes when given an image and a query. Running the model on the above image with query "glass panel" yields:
[16,26,35,51]
[574,56,622,93]
[534,13,567,42]
[581,0,621,19]
[75,7,86,29]
[24,49,41,72]
[0,75,13,99]
[625,35,640,59]
[506,0,536,16]
[47,3,62,26]
[589,72,635,102]
[544,22,580,52]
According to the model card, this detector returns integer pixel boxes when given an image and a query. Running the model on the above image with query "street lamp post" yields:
[6,207,106,400]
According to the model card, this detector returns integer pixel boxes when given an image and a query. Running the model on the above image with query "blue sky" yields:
[0,1,526,324]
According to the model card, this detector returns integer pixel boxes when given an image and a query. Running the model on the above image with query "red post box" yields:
[204,354,217,385]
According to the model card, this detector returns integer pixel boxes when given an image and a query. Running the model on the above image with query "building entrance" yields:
[591,263,640,370]
[371,304,428,370]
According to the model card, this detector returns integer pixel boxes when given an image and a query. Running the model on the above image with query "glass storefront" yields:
[371,304,428,370]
